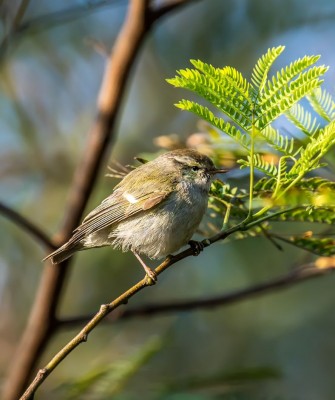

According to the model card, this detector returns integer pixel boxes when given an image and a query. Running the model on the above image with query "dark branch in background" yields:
[0,0,31,54]
[0,0,197,56]
[59,259,335,328]
[2,1,198,400]
[0,201,55,250]
[150,0,193,21]
[0,0,121,55]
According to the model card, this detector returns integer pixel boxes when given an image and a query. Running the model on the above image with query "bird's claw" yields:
[188,240,204,256]
[145,268,157,285]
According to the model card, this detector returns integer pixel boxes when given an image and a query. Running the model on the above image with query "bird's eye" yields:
[191,166,200,171]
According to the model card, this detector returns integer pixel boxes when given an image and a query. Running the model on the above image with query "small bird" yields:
[44,149,226,280]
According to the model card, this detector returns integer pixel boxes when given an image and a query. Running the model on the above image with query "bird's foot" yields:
[144,267,157,285]
[133,251,157,284]
[188,240,205,256]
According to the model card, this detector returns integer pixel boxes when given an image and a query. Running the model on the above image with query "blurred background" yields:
[1,0,335,399]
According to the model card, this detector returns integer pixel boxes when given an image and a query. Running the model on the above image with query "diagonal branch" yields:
[0,0,31,53]
[150,0,200,21]
[0,0,197,57]
[0,201,55,250]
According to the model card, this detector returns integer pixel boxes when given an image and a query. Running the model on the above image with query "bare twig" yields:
[59,260,335,327]
[0,0,114,55]
[3,1,197,400]
[150,0,199,21]
[20,276,154,399]
[0,0,197,56]
[0,201,55,250]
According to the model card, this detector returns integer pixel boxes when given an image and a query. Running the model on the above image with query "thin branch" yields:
[0,201,55,250]
[59,260,335,327]
[0,0,196,56]
[0,0,119,55]
[12,0,31,27]
[0,0,31,55]
[150,0,199,21]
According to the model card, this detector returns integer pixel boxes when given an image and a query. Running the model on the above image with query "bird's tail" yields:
[43,241,83,264]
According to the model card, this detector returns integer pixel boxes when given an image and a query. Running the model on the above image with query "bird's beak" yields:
[211,168,228,175]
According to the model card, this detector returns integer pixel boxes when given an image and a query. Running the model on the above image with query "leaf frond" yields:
[176,100,250,149]
[251,46,285,94]
[293,177,335,191]
[239,154,278,177]
[273,233,335,256]
[290,119,335,175]
[307,87,335,122]
[260,125,298,156]
[190,59,251,100]
[279,207,335,224]
[256,65,328,129]
[286,103,320,136]
[167,63,252,130]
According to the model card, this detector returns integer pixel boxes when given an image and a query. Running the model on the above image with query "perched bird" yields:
[44,149,226,280]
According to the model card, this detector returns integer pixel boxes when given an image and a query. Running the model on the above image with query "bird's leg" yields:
[188,240,205,256]
[133,251,157,283]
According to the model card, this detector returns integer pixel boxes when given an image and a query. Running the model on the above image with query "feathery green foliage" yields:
[168,46,335,257]
[308,87,335,122]
[286,103,319,136]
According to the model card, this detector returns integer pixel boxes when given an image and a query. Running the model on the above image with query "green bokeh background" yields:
[1,1,335,399]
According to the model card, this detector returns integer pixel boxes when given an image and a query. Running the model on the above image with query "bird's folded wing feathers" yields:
[70,190,170,243]
[69,160,178,244]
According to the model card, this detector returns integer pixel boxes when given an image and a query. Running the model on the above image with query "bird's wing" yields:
[74,190,170,237]
[69,163,177,243]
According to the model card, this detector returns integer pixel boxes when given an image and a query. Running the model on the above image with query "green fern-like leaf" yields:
[167,47,333,217]
[260,125,297,156]
[253,176,277,192]
[260,55,322,102]
[290,119,335,175]
[279,206,335,224]
[286,103,319,136]
[167,64,252,130]
[190,59,251,101]
[175,100,250,149]
[288,236,335,256]
[293,177,335,191]
[251,46,285,94]
[239,154,278,177]
[256,65,328,129]
[307,87,335,122]
[253,176,335,202]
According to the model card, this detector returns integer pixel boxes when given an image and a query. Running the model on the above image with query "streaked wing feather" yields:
[71,190,170,243]
[70,159,177,244]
